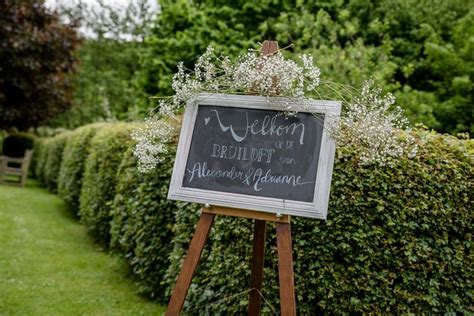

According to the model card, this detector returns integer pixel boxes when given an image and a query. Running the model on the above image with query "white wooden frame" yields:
[168,93,341,219]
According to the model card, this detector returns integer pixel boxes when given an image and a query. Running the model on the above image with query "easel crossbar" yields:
[203,205,290,223]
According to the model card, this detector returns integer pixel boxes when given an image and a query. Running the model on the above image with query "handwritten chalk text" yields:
[210,143,276,163]
[208,109,306,144]
[186,161,312,192]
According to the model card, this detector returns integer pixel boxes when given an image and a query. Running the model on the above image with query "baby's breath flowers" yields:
[333,79,417,165]
[131,116,175,173]
[231,50,321,99]
[132,45,416,172]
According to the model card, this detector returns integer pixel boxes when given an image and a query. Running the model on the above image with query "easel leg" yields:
[166,212,215,316]
[248,219,266,316]
[276,222,296,316]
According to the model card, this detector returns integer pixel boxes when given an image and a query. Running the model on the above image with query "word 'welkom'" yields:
[206,109,306,144]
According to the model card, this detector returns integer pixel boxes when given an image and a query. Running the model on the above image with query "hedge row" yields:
[44,132,70,192]
[58,123,105,217]
[33,123,473,313]
[33,121,191,301]
[79,123,138,245]
[167,136,473,314]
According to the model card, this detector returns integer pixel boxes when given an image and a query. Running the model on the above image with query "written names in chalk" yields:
[187,161,312,192]
[183,105,324,202]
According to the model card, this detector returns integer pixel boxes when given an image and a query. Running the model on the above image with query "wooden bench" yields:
[0,149,33,187]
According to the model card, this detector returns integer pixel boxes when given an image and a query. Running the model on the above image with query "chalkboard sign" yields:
[168,94,341,219]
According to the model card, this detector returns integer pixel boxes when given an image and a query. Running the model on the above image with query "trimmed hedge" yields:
[109,145,189,300]
[43,132,71,193]
[33,138,52,184]
[79,123,136,246]
[164,131,473,314]
[0,130,5,152]
[34,123,472,313]
[58,123,105,217]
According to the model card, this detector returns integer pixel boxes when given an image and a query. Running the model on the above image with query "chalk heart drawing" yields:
[204,117,210,125]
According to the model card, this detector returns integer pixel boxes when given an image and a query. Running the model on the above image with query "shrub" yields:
[110,145,186,300]
[2,132,35,157]
[0,130,5,150]
[79,123,136,246]
[29,123,472,313]
[163,130,473,314]
[43,132,71,193]
[58,123,106,217]
[33,138,52,184]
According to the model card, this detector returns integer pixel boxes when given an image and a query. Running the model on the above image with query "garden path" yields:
[0,180,164,315]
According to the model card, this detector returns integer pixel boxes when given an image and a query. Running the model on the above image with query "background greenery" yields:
[139,0,473,135]
[47,0,154,129]
[48,39,147,129]
[22,0,471,136]
[32,123,473,313]
[109,145,184,299]
[2,0,473,313]
[43,132,71,193]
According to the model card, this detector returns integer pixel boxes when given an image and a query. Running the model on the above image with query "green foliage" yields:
[2,133,35,158]
[164,208,256,313]
[162,200,201,300]
[0,130,6,151]
[79,123,136,246]
[141,0,473,135]
[49,40,147,129]
[0,0,80,130]
[164,130,473,314]
[34,121,472,312]
[44,133,71,193]
[49,0,156,128]
[109,145,183,300]
[58,123,105,217]
[33,138,51,184]
[139,0,266,98]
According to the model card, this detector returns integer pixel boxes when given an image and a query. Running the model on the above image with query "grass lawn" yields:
[0,180,165,315]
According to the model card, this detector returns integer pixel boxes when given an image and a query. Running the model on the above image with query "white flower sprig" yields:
[132,45,416,172]
[230,50,321,100]
[131,116,174,173]
[334,79,417,165]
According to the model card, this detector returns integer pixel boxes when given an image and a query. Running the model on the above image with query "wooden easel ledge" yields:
[203,205,290,223]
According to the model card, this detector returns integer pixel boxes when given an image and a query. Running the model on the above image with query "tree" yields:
[139,0,276,98]
[47,0,157,128]
[140,0,473,135]
[0,0,80,130]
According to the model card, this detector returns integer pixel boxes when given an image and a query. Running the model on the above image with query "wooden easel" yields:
[165,205,295,315]
[166,41,296,316]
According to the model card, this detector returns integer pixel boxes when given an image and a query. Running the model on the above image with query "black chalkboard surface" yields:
[168,94,340,218]
[183,104,324,202]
